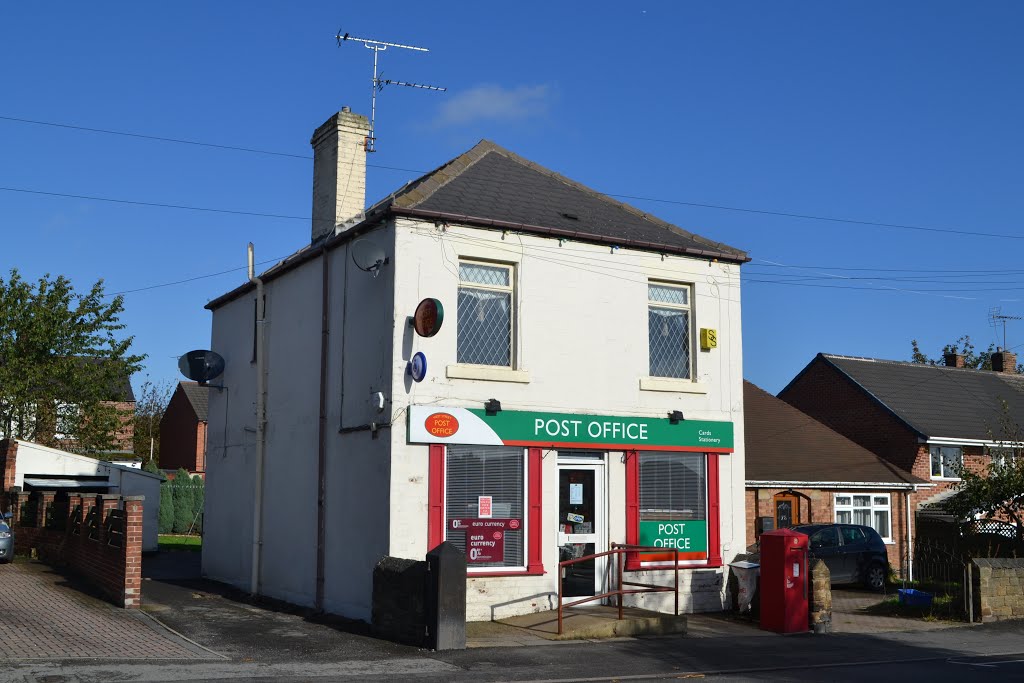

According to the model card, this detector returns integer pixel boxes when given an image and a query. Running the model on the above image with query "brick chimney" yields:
[943,352,965,368]
[992,348,1018,374]
[310,107,370,242]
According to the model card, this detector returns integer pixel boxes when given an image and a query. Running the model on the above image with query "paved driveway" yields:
[831,587,968,633]
[0,560,219,660]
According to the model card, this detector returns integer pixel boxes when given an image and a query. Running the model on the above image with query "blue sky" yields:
[3,2,1024,396]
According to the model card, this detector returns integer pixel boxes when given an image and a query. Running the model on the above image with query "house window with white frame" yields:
[834,493,892,542]
[648,282,692,379]
[929,445,963,478]
[989,447,1019,467]
[457,261,514,367]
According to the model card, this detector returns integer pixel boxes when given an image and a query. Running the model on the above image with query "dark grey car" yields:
[793,523,889,591]
[0,513,12,563]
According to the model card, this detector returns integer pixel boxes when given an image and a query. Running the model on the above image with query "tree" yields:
[134,378,173,467]
[191,474,205,534]
[0,269,144,454]
[158,481,175,534]
[945,400,1024,542]
[171,468,195,534]
[911,335,1024,373]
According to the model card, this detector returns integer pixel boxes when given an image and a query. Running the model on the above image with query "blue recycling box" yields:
[898,588,933,607]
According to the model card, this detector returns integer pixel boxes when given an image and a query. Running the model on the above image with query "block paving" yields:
[0,560,212,660]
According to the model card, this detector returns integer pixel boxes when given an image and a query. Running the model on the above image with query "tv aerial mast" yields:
[336,30,446,152]
[989,306,1022,349]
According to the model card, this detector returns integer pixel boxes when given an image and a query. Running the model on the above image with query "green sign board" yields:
[409,406,733,452]
[638,520,708,553]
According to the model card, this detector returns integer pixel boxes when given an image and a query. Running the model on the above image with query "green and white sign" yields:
[638,520,708,559]
[409,406,733,452]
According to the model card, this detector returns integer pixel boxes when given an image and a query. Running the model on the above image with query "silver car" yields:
[0,512,13,563]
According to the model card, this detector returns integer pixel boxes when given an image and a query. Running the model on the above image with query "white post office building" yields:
[202,107,749,622]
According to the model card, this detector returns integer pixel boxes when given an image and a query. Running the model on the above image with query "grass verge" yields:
[159,534,202,552]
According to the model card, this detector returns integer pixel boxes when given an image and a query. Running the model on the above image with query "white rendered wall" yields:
[388,219,746,620]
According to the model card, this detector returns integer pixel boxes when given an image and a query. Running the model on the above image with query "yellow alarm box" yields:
[700,328,718,350]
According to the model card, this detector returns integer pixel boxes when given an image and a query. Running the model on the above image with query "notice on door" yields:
[450,518,520,563]
[569,483,583,505]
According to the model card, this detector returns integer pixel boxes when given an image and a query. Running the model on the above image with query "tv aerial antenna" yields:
[336,30,446,152]
[989,306,1022,349]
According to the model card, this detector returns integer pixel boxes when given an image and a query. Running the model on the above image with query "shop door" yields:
[557,461,606,602]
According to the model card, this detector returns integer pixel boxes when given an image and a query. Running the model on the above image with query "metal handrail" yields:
[557,543,681,634]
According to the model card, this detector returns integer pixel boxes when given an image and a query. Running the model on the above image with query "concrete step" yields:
[484,605,687,641]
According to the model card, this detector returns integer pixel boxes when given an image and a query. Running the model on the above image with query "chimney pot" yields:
[342,106,351,113]
[943,352,965,368]
[992,349,1018,374]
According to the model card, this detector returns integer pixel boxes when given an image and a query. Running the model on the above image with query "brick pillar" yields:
[122,496,144,608]
[0,439,18,491]
[809,559,832,634]
[36,491,55,528]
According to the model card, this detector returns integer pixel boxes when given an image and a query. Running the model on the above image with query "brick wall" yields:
[159,387,204,473]
[2,490,143,608]
[780,360,922,472]
[972,558,1024,622]
[746,486,911,574]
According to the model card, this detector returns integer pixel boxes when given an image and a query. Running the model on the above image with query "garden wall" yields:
[972,558,1024,622]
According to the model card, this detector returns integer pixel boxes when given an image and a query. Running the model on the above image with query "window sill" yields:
[930,476,962,482]
[639,377,708,394]
[446,364,530,383]
[466,567,545,578]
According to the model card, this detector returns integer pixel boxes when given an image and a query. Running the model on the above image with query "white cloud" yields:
[431,84,552,127]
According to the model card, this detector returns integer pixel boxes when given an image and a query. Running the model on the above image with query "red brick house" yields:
[159,382,208,478]
[744,381,928,573]
[778,350,1024,517]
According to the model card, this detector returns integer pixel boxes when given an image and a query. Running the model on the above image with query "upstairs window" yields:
[929,445,962,479]
[457,261,514,367]
[648,282,692,379]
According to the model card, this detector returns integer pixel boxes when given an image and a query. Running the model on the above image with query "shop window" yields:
[648,282,693,379]
[428,445,543,575]
[834,493,892,542]
[626,451,721,568]
[929,445,962,479]
[457,261,514,367]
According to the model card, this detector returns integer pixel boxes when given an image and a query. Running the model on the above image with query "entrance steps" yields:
[471,605,687,643]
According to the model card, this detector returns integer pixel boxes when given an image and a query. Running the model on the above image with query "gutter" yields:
[390,206,752,264]
[746,480,933,490]
[248,243,267,597]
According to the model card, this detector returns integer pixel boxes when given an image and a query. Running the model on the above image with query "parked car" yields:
[792,523,888,590]
[0,512,13,563]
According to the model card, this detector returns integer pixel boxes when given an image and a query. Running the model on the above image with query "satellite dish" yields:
[178,350,226,383]
[351,239,390,277]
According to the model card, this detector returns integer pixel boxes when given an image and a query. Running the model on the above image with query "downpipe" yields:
[249,242,267,596]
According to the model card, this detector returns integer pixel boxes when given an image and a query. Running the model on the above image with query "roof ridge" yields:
[823,353,992,373]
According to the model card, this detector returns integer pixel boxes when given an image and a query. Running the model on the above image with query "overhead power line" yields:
[4,113,1024,241]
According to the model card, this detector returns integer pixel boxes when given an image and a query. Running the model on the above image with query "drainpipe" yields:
[315,248,329,611]
[906,486,916,582]
[248,242,267,596]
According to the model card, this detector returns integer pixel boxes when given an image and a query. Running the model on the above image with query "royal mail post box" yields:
[759,528,808,634]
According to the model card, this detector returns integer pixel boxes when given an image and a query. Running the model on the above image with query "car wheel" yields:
[865,562,886,591]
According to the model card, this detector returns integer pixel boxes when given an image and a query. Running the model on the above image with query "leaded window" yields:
[648,282,692,379]
[457,261,513,367]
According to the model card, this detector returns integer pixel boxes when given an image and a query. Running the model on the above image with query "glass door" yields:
[557,460,606,602]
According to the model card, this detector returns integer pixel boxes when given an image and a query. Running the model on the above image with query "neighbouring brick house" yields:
[744,381,928,573]
[159,382,208,478]
[779,350,1024,518]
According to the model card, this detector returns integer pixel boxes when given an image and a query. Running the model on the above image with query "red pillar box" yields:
[759,528,809,634]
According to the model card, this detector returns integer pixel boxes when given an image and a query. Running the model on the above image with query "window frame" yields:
[456,259,516,369]
[427,444,544,577]
[833,492,893,543]
[625,450,722,570]
[647,281,695,380]
[929,445,963,479]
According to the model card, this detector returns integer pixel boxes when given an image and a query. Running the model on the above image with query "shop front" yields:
[411,406,735,617]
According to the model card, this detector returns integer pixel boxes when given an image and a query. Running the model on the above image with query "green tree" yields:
[171,468,195,533]
[0,269,144,454]
[158,482,175,534]
[191,474,205,534]
[945,401,1024,542]
[134,378,173,467]
[143,457,162,477]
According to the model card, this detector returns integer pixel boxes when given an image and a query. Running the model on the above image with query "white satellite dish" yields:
[351,239,390,277]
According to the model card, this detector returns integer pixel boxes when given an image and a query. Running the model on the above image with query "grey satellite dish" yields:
[351,239,390,277]
[178,350,225,383]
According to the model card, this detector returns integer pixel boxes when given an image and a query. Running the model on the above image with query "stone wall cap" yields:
[98,493,123,500]
[973,558,1024,569]
[122,495,145,501]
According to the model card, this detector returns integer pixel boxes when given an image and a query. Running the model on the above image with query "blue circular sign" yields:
[409,352,428,382]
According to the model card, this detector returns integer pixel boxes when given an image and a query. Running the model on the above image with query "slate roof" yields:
[809,354,1024,442]
[179,382,209,422]
[208,139,748,310]
[744,381,924,485]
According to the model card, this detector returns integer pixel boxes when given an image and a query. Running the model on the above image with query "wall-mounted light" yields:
[668,410,685,424]
[484,399,502,415]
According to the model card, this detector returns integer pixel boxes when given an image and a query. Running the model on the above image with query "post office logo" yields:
[425,412,459,438]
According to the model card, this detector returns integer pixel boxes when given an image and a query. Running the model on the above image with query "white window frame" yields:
[929,445,963,480]
[989,447,1019,467]
[834,493,893,543]
[442,445,530,573]
[647,281,694,380]
[456,259,516,369]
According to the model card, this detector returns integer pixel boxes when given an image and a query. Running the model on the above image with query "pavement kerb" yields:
[133,609,230,660]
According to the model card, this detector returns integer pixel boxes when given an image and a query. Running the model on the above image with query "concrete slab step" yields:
[482,605,687,641]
